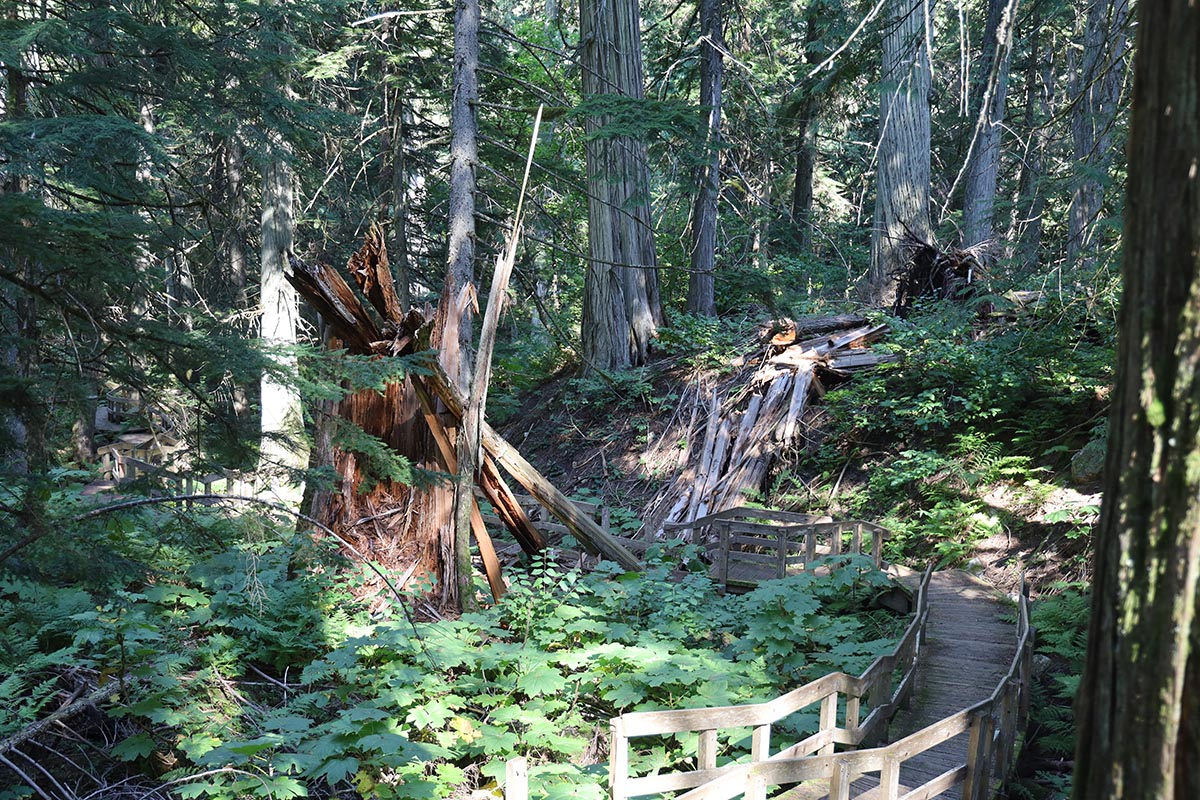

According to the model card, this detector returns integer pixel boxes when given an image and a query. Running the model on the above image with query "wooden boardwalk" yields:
[605,560,1033,800]
[802,570,1017,799]
[883,570,1016,797]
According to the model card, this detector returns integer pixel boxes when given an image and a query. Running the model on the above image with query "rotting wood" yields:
[642,315,894,543]
[425,363,641,571]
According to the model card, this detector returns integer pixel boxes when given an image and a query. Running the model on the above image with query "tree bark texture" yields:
[790,9,820,252]
[686,0,723,317]
[579,0,662,371]
[1066,0,1131,271]
[1072,1,1200,796]
[869,0,933,305]
[960,0,1018,251]
[445,0,480,389]
[448,0,482,608]
[259,142,308,477]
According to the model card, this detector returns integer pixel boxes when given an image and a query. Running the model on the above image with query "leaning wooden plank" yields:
[406,377,505,600]
[411,376,544,555]
[479,424,641,570]
[479,457,547,553]
[686,392,723,524]
[425,365,641,570]
[777,366,814,444]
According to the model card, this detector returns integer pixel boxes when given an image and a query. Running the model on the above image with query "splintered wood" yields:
[643,315,895,539]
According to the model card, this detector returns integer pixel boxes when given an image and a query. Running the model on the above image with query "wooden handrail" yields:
[608,564,933,800]
[653,574,1034,800]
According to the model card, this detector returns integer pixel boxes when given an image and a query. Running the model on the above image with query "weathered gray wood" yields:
[504,757,527,800]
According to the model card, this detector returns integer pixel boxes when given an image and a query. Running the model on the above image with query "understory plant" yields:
[1,495,907,799]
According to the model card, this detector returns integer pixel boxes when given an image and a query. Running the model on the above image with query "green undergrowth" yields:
[1009,585,1089,798]
[781,289,1115,566]
[1,484,906,799]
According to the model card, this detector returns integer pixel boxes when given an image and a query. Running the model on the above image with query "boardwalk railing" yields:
[97,438,241,499]
[618,575,1034,800]
[665,508,888,592]
[608,564,933,800]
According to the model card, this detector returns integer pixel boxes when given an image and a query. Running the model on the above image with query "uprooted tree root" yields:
[892,236,989,318]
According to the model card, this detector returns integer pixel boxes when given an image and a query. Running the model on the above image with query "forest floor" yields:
[494,340,1098,598]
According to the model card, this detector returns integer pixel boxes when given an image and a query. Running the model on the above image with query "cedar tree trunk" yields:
[1072,1,1200,796]
[579,0,662,371]
[686,0,723,317]
[869,0,934,305]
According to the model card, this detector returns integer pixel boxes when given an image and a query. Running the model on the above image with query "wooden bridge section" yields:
[664,508,888,593]
[607,565,1033,800]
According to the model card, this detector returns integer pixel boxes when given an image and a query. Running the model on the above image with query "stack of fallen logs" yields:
[641,314,896,540]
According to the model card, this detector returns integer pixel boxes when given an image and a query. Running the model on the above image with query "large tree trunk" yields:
[1065,0,1131,271]
[224,133,249,308]
[259,142,307,479]
[960,0,1018,251]
[868,0,934,305]
[448,0,482,609]
[686,0,723,317]
[1,55,33,475]
[790,9,820,252]
[1071,1,1200,796]
[1006,6,1050,269]
[445,0,479,389]
[258,7,307,484]
[579,0,661,372]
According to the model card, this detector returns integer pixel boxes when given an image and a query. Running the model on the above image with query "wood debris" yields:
[286,229,641,592]
[641,314,896,540]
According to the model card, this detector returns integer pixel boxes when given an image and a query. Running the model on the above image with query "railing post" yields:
[820,691,838,755]
[777,525,787,579]
[832,524,843,556]
[880,754,901,800]
[846,691,861,742]
[505,756,528,800]
[751,723,771,762]
[829,761,852,800]
[719,524,731,593]
[872,525,884,568]
[963,708,994,800]
[609,718,628,800]
[746,771,768,800]
[698,729,718,771]
[852,522,863,556]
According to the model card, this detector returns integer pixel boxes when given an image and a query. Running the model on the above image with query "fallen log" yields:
[764,313,868,346]
[424,366,642,571]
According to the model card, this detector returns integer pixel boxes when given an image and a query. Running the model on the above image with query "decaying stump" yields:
[289,227,640,604]
[293,225,463,603]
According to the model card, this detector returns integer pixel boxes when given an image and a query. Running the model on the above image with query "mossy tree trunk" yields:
[579,0,661,372]
[1072,1,1200,795]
